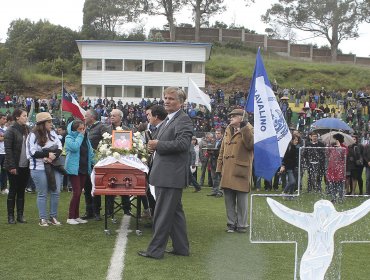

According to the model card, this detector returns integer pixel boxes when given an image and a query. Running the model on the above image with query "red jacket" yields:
[326,144,347,182]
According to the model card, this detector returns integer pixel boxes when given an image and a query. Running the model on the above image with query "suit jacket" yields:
[149,110,193,189]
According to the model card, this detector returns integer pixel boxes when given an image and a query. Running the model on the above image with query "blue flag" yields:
[245,49,291,181]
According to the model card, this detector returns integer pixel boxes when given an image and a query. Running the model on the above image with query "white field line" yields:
[106,215,131,280]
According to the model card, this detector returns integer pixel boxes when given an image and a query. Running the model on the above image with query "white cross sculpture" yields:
[266,198,370,280]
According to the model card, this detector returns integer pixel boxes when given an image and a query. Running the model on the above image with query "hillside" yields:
[10,45,370,98]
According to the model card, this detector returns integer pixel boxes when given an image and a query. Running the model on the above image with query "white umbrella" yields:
[320,131,355,146]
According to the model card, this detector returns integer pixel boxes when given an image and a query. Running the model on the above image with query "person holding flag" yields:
[216,109,254,233]
[245,48,291,182]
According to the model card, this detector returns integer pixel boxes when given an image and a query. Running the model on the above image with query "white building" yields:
[76,40,212,103]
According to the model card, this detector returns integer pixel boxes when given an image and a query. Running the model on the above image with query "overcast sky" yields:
[1,0,369,57]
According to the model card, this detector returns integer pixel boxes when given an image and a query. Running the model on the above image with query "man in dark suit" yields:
[138,87,193,259]
[142,104,167,217]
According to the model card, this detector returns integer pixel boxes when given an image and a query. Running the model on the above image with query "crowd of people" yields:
[0,85,369,239]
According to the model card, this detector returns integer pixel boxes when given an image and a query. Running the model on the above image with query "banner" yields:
[245,49,291,181]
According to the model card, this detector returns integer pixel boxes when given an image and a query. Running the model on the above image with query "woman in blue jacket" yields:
[64,120,94,225]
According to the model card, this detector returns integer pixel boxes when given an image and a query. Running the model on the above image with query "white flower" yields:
[133,143,137,148]
[138,143,144,150]
[115,126,123,131]
[106,150,112,156]
[102,132,111,139]
[113,152,120,159]
[134,131,141,137]
[138,139,143,145]
[99,146,106,153]
[141,157,147,163]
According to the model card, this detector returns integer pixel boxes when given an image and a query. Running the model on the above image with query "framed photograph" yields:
[112,130,132,150]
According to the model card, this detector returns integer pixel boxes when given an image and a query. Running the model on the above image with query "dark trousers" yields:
[142,184,156,215]
[307,164,323,192]
[68,175,87,219]
[146,187,189,258]
[107,195,131,216]
[7,167,29,201]
[84,177,101,216]
[0,154,7,190]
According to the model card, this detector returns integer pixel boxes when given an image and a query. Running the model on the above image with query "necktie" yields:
[164,116,170,126]
[149,124,157,133]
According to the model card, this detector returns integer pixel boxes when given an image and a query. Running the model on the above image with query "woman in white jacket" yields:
[26,112,63,227]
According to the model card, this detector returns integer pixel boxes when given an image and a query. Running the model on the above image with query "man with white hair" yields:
[107,109,131,219]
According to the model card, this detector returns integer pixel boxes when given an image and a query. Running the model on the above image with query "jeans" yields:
[209,168,222,195]
[31,169,62,219]
[328,181,344,202]
[283,169,298,194]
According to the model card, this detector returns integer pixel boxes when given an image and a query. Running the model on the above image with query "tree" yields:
[144,0,186,41]
[262,0,370,61]
[6,19,78,63]
[82,0,143,40]
[211,20,228,29]
[186,0,225,42]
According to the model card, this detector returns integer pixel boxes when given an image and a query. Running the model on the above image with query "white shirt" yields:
[26,130,62,170]
[0,126,7,154]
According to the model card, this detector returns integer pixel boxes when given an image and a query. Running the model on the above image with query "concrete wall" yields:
[151,27,370,67]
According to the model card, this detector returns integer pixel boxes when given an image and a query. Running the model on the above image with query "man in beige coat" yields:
[216,109,254,233]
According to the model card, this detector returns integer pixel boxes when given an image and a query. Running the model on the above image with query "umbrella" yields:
[280,96,289,100]
[320,131,355,146]
[311,117,354,133]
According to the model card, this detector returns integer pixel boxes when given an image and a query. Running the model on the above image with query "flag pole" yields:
[60,71,63,121]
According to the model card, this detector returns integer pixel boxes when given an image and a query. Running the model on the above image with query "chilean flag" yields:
[62,87,86,120]
[245,49,291,181]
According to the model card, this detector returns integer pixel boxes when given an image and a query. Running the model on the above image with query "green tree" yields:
[144,0,187,41]
[262,0,370,61]
[82,0,144,40]
[6,19,78,63]
[187,0,225,42]
[211,20,228,29]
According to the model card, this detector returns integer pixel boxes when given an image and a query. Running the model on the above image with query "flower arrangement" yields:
[95,127,149,164]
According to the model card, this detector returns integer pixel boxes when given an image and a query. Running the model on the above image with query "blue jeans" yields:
[31,169,62,219]
[284,169,298,194]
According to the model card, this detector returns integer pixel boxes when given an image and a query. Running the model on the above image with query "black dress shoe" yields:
[165,249,189,256]
[81,213,94,220]
[137,251,162,259]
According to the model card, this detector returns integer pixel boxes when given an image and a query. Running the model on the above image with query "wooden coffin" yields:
[94,162,146,196]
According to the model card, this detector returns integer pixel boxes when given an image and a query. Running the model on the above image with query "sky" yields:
[1,0,369,57]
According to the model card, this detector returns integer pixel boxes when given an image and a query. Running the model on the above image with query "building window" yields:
[124,86,142,98]
[144,86,162,98]
[145,60,163,72]
[124,60,142,71]
[84,85,102,97]
[185,61,203,73]
[84,59,102,70]
[105,59,123,71]
[164,61,182,72]
[105,86,122,98]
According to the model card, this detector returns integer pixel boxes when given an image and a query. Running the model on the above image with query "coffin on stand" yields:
[94,162,147,234]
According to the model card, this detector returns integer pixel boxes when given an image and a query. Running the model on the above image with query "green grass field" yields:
[1,181,369,280]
